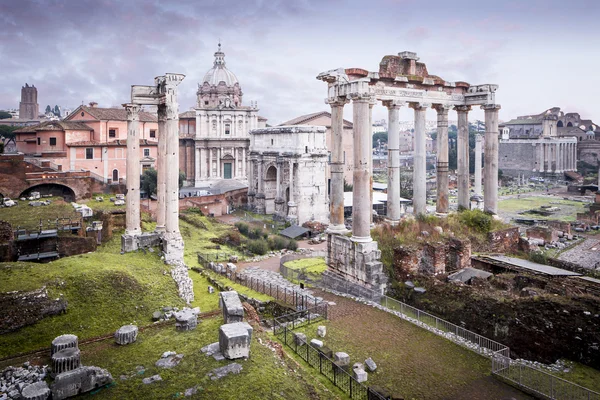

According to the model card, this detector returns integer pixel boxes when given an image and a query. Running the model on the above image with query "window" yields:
[143,148,150,157]
[109,129,116,138]
[149,130,156,138]
[86,148,94,159]
[81,111,84,117]
[204,101,209,106]
[225,124,230,135]
[112,169,119,182]
[37,137,40,145]
[50,137,57,146]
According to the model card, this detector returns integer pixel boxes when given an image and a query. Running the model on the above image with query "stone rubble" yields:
[0,364,48,400]
[169,261,194,303]
[51,366,112,400]
[155,353,184,369]
[20,381,50,400]
[310,339,323,348]
[200,342,224,361]
[206,363,243,381]
[142,374,162,385]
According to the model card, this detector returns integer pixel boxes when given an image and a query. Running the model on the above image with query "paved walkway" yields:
[558,237,600,270]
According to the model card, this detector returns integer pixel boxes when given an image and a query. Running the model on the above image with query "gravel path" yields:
[558,237,600,270]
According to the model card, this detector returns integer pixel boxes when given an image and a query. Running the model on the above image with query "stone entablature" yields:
[248,126,329,225]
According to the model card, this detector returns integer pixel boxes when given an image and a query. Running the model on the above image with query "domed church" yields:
[179,43,267,186]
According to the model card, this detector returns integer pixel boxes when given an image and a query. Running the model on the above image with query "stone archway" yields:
[20,183,76,202]
[264,165,277,213]
[557,120,564,128]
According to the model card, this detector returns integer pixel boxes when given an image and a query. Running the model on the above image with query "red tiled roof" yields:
[13,120,93,133]
[68,139,158,147]
[68,106,157,122]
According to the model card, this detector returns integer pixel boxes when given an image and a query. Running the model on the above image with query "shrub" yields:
[268,236,288,250]
[457,209,492,233]
[247,239,269,255]
[235,222,249,236]
[185,206,204,215]
[287,239,298,251]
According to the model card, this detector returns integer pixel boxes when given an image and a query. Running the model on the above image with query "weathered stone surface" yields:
[155,353,184,369]
[293,332,307,346]
[174,309,198,331]
[142,374,162,384]
[115,324,138,345]
[310,339,323,348]
[220,291,244,323]
[219,322,252,359]
[317,325,326,338]
[152,311,162,320]
[352,367,368,383]
[208,285,214,294]
[334,352,350,367]
[51,334,78,356]
[51,348,80,377]
[206,363,242,381]
[365,357,377,372]
[51,366,113,400]
[20,381,50,400]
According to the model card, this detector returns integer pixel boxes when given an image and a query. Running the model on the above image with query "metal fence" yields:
[492,349,600,400]
[317,276,600,400]
[273,309,385,400]
[279,253,328,287]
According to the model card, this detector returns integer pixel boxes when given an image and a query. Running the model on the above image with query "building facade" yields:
[14,104,158,183]
[19,83,39,120]
[179,44,267,186]
[248,125,329,225]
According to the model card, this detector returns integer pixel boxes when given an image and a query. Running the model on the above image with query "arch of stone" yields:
[317,51,500,292]
[121,73,186,264]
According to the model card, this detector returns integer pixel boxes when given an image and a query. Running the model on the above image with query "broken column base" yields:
[121,232,161,253]
[219,322,253,360]
[162,234,185,264]
[326,234,388,294]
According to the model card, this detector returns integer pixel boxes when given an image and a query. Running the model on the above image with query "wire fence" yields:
[273,308,386,400]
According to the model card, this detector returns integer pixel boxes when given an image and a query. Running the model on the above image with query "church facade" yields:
[179,45,267,186]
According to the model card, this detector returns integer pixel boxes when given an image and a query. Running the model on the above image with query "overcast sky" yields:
[1,0,599,125]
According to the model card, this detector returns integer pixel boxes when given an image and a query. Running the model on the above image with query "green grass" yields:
[200,269,273,302]
[0,198,79,229]
[84,193,128,212]
[498,196,587,222]
[284,257,327,274]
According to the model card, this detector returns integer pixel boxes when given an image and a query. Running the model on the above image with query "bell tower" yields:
[19,83,39,120]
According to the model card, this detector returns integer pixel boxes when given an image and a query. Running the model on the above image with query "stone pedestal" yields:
[174,309,198,331]
[220,291,244,323]
[334,352,350,367]
[115,324,138,345]
[162,234,185,264]
[254,194,266,214]
[274,198,286,220]
[286,201,298,225]
[21,381,51,400]
[51,334,78,356]
[121,234,138,253]
[327,234,387,293]
[219,322,253,360]
[51,347,80,377]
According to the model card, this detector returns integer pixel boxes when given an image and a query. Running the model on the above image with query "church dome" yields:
[202,44,239,86]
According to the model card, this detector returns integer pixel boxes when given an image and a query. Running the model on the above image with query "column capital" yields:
[123,103,141,121]
[432,104,452,114]
[454,105,472,113]
[164,73,186,87]
[348,92,372,103]
[382,100,405,109]
[326,97,350,107]
[481,104,502,111]
[409,102,431,110]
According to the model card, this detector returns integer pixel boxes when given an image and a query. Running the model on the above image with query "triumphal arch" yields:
[318,51,500,292]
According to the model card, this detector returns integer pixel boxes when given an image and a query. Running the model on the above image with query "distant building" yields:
[372,119,387,134]
[19,83,39,120]
[14,103,159,183]
[499,107,578,178]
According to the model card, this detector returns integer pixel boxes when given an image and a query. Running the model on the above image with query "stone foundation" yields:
[326,234,387,293]
[121,232,161,253]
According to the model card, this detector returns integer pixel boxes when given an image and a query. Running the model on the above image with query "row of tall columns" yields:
[483,104,501,214]
[456,106,471,210]
[327,98,348,233]
[537,142,577,173]
[412,103,428,216]
[193,147,248,182]
[434,105,450,214]
[125,104,141,236]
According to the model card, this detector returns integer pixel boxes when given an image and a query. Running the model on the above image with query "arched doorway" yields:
[264,165,277,214]
[557,120,564,128]
[567,122,573,127]
[20,184,76,202]
[112,169,119,183]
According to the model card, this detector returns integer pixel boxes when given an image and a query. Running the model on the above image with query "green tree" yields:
[0,111,11,120]
[45,105,52,114]
[372,132,388,148]
[140,168,186,195]
[54,105,61,118]
[0,125,18,146]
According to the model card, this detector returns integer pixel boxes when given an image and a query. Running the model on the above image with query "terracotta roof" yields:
[179,110,196,119]
[68,139,158,147]
[13,120,93,133]
[279,111,353,128]
[68,106,157,122]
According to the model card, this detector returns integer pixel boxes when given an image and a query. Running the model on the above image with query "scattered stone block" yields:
[219,291,244,323]
[318,346,333,359]
[175,309,198,331]
[51,366,113,400]
[219,322,252,359]
[293,332,307,346]
[142,374,162,385]
[51,334,78,356]
[317,325,326,338]
[208,286,215,294]
[334,352,350,367]
[229,255,238,263]
[184,385,201,396]
[155,353,184,369]
[365,357,377,372]
[206,363,242,380]
[226,263,237,273]
[51,348,80,377]
[404,281,415,289]
[21,381,50,400]
[352,366,368,383]
[152,311,162,321]
[310,339,323,348]
[414,287,426,294]
[115,325,138,345]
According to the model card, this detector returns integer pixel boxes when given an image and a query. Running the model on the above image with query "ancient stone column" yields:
[434,105,450,214]
[163,73,185,262]
[411,103,429,216]
[287,159,297,222]
[51,334,78,356]
[51,347,80,377]
[115,324,138,345]
[124,104,142,236]
[369,98,376,227]
[256,156,265,214]
[327,97,349,234]
[384,100,403,224]
[155,104,167,233]
[350,94,372,241]
[208,148,213,178]
[455,105,471,210]
[474,134,483,195]
[242,148,246,177]
[194,148,201,186]
[482,104,501,214]
[216,147,221,178]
